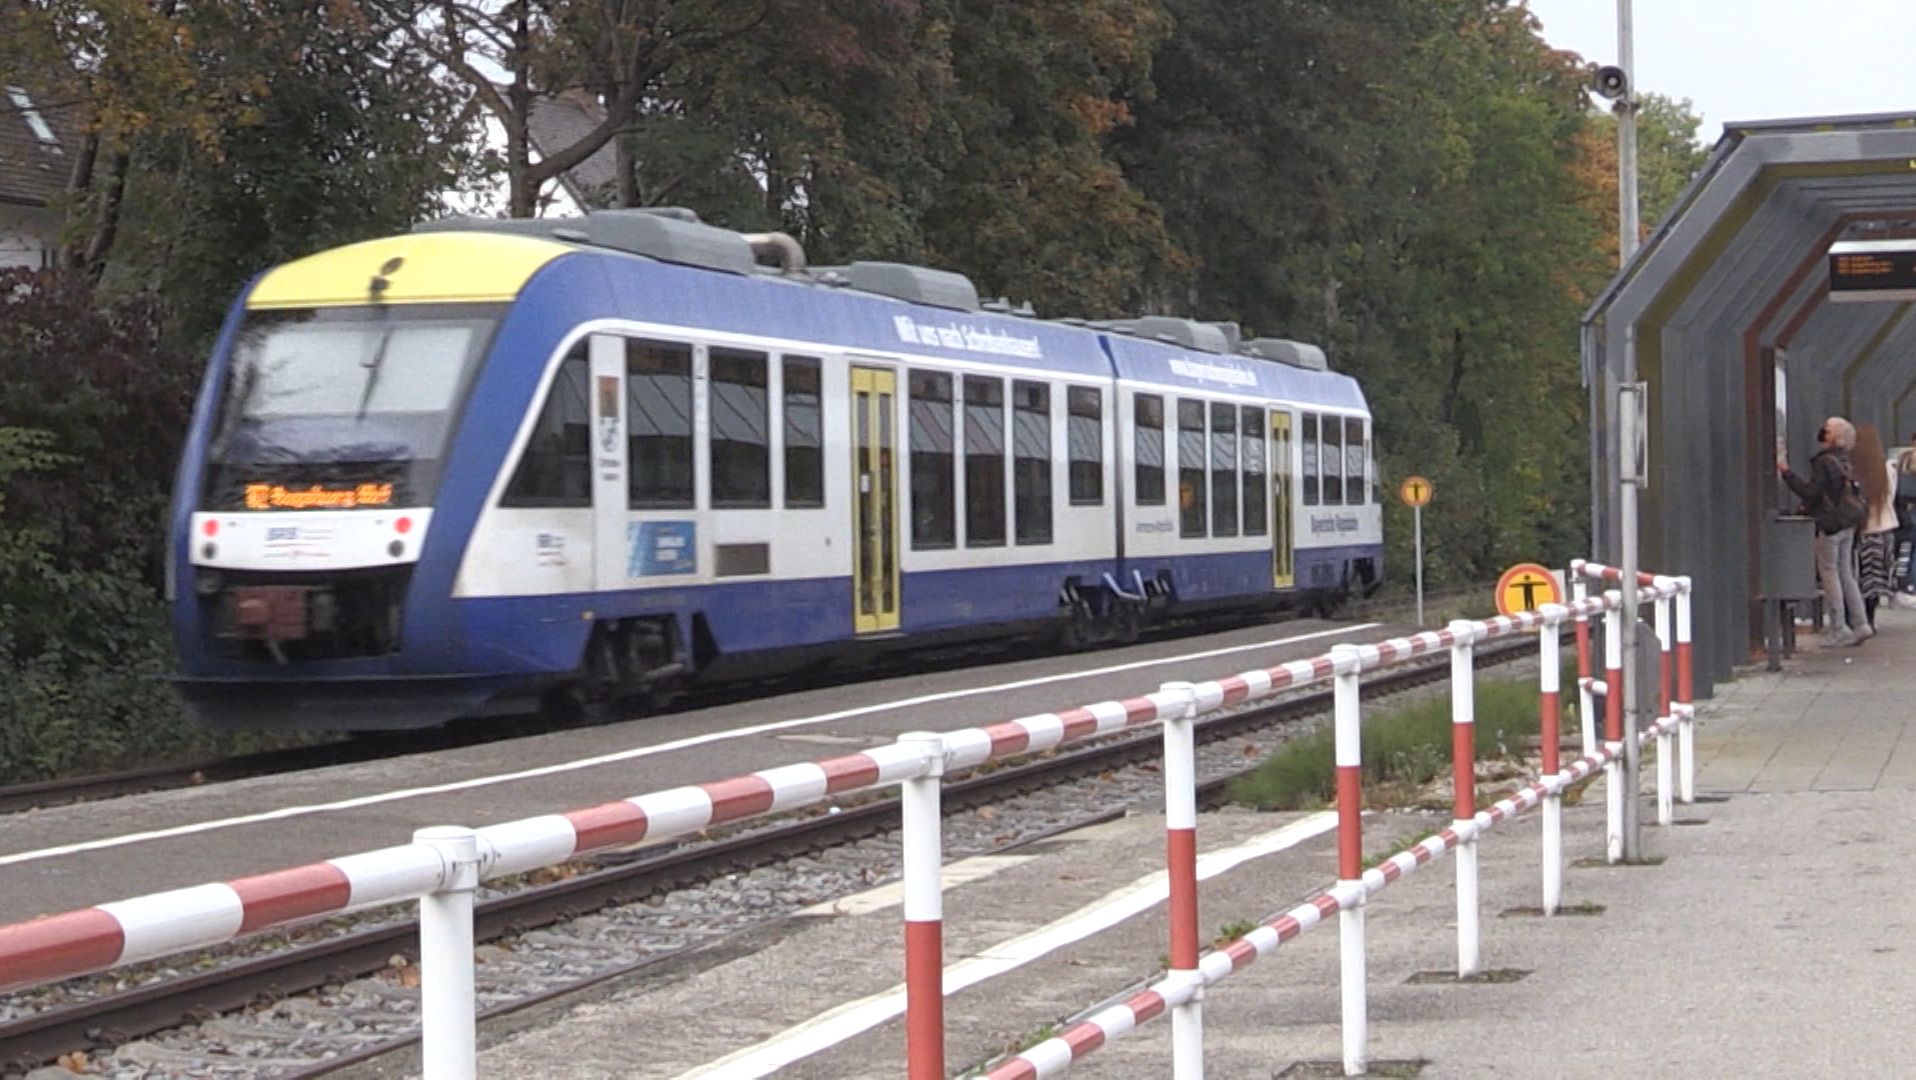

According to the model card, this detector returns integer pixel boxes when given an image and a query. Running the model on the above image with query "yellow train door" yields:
[1272,410,1295,588]
[850,366,901,632]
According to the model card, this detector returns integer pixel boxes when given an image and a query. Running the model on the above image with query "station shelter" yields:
[1583,113,1916,696]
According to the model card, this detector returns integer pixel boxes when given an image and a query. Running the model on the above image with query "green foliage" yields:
[1227,675,1547,812]
[0,271,244,782]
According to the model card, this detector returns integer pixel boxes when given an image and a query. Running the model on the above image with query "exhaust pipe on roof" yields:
[743,232,806,273]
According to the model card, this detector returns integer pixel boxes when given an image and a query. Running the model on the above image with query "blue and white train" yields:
[168,210,1382,729]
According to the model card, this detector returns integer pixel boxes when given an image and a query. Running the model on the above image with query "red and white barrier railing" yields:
[0,566,1697,1080]
[990,572,1696,1079]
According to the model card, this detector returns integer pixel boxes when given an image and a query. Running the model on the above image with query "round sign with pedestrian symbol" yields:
[1399,475,1432,508]
[1495,562,1563,617]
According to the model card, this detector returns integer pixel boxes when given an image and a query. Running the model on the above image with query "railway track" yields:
[0,624,1543,1077]
[0,584,1480,816]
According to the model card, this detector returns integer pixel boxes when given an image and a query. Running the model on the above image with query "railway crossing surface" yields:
[434,609,1916,1078]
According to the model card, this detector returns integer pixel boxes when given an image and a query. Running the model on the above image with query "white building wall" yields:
[0,204,57,270]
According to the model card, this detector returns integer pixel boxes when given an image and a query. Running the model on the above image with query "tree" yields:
[373,0,778,218]
[1577,92,1710,264]
[1123,0,1614,582]
[917,0,1186,316]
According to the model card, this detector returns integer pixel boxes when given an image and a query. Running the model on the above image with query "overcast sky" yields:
[1524,0,1916,139]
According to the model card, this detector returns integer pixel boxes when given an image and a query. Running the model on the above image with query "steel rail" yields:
[0,583,1481,814]
[0,629,1543,1073]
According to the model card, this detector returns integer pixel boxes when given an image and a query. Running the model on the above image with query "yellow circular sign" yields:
[1495,563,1563,617]
[1399,475,1433,508]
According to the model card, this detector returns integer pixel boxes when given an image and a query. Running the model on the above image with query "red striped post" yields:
[1538,604,1566,915]
[1603,591,1625,864]
[1330,643,1367,1075]
[1653,582,1676,827]
[1447,620,1480,977]
[1676,579,1696,803]
[897,732,948,1080]
[1157,681,1205,1077]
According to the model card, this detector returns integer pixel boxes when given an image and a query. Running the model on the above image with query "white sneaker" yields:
[1850,624,1875,645]
[1824,629,1853,648]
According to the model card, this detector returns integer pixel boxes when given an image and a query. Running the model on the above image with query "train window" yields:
[1210,402,1238,537]
[783,357,824,508]
[1302,413,1320,506]
[1178,399,1207,538]
[627,339,696,508]
[1134,394,1165,506]
[501,344,591,508]
[1322,414,1345,505]
[964,376,1006,547]
[1241,405,1267,536]
[1068,386,1103,505]
[709,348,770,508]
[1345,418,1367,505]
[1013,380,1052,545]
[909,370,956,549]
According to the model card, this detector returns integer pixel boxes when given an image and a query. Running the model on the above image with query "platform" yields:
[430,606,1916,1078]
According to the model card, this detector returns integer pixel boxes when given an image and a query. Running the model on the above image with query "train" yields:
[167,209,1383,730]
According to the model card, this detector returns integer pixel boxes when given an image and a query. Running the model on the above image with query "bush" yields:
[0,271,235,782]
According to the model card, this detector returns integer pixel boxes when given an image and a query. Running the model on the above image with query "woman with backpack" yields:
[1779,415,1871,646]
[1855,424,1898,628]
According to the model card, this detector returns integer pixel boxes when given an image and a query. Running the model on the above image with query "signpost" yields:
[1494,562,1564,618]
[1400,476,1433,625]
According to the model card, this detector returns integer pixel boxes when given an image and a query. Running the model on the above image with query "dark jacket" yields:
[1783,447,1853,535]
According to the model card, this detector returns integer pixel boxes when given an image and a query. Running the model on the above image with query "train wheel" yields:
[547,628,623,725]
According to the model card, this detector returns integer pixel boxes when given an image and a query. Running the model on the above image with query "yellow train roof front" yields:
[246,232,573,309]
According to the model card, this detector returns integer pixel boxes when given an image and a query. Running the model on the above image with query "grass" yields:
[1213,919,1259,947]
[1227,666,1581,812]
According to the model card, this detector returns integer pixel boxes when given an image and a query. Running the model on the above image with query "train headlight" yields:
[388,540,405,558]
[202,542,218,561]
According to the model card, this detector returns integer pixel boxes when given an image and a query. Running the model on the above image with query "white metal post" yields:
[415,826,481,1080]
[1447,621,1479,978]
[1654,590,1674,827]
[1618,382,1643,862]
[1159,682,1205,1080]
[1331,644,1367,1076]
[1677,581,1696,803]
[1414,505,1425,626]
[1574,578,1597,754]
[898,731,947,1080]
[1603,594,1625,865]
[1539,605,1566,915]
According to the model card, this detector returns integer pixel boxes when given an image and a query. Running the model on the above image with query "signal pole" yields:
[1614,0,1645,861]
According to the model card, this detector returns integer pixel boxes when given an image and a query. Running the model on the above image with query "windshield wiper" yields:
[353,316,396,422]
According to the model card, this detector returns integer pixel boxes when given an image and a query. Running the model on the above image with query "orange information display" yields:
[1495,562,1562,617]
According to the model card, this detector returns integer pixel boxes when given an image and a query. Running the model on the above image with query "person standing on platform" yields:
[1897,435,1916,598]
[1780,416,1871,646]
[1854,424,1897,628]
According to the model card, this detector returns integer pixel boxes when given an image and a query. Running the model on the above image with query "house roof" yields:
[524,91,619,206]
[0,82,83,207]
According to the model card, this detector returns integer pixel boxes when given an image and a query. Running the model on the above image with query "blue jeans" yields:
[1815,529,1867,633]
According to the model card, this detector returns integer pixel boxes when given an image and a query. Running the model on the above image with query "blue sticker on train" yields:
[628,521,697,576]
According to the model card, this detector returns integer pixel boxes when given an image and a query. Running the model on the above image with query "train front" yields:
[168,232,570,730]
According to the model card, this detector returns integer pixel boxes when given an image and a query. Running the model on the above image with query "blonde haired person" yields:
[1855,424,1897,627]
[1780,415,1871,646]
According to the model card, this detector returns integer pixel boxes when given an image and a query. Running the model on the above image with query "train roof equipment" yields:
[1240,338,1329,371]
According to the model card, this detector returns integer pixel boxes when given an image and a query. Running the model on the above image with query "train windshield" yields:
[202,304,501,510]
